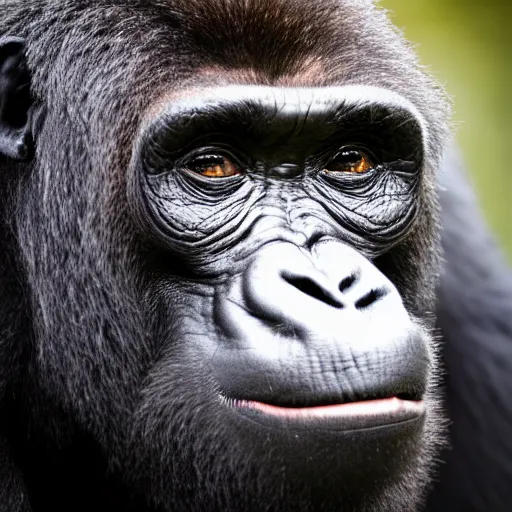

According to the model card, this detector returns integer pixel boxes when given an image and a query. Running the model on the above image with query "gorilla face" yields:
[0,1,451,511]
[127,86,439,511]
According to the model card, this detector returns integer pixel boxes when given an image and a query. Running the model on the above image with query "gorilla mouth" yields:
[231,397,425,430]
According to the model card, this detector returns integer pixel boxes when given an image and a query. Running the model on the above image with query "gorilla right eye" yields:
[188,154,241,178]
[325,148,375,174]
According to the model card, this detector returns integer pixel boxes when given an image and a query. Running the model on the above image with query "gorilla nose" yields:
[241,242,394,336]
[213,241,429,407]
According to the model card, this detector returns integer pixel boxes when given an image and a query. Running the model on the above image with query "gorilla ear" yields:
[0,37,35,161]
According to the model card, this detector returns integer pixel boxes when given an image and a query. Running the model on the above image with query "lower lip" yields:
[231,397,425,430]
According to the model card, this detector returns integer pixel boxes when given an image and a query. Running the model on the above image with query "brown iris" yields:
[325,149,374,174]
[190,155,240,177]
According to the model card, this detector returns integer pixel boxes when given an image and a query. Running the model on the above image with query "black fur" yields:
[426,150,512,511]
[0,1,510,511]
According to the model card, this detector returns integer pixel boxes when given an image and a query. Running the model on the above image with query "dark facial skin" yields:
[0,1,451,511]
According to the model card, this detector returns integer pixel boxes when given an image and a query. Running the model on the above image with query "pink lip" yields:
[233,397,425,420]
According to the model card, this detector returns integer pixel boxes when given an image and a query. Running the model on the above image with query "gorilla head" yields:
[0,1,451,511]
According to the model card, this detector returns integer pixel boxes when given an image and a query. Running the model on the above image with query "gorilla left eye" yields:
[325,149,374,174]
[188,154,241,178]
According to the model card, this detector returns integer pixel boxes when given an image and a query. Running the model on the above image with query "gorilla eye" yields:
[189,154,241,178]
[325,149,374,174]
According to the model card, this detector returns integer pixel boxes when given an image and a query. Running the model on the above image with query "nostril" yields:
[355,288,388,310]
[281,272,344,309]
[339,274,357,293]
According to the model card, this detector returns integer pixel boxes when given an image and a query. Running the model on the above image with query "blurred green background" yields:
[381,0,511,258]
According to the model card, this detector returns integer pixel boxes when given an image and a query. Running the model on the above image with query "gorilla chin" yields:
[228,397,428,482]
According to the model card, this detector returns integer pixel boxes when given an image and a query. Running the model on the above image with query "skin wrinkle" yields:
[146,163,417,267]
[309,182,414,250]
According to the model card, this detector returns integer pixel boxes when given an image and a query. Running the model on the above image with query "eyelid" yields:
[179,145,244,166]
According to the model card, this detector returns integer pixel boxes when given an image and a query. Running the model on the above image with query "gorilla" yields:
[1,0,511,511]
